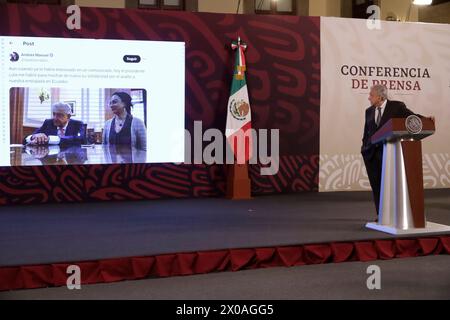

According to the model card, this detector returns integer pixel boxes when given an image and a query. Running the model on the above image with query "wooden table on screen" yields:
[9,144,147,166]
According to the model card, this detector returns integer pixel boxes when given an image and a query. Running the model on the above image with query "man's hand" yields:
[429,116,435,123]
[30,133,49,145]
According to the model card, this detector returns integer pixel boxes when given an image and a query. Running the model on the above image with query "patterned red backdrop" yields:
[0,4,320,205]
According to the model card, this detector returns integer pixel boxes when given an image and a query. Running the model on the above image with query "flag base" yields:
[226,164,252,200]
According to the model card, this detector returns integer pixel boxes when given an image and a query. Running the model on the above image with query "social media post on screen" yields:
[0,36,185,166]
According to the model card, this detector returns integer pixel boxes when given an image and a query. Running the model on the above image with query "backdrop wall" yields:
[1,5,448,205]
[319,17,450,192]
[0,3,320,204]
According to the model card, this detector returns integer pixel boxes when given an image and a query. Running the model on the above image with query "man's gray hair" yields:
[52,102,72,116]
[371,84,388,100]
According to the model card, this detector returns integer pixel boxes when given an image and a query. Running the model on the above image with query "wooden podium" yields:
[365,116,450,235]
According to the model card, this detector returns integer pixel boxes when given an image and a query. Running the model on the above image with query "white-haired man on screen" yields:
[27,102,86,145]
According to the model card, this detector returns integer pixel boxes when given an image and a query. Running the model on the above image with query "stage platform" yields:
[1,189,449,268]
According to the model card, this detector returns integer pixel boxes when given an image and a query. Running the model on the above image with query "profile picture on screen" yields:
[9,52,19,62]
[9,87,148,166]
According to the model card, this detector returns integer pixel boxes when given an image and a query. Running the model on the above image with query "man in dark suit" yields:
[361,84,433,220]
[29,102,86,146]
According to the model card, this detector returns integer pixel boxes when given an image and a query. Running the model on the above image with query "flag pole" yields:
[225,36,252,200]
[226,163,251,200]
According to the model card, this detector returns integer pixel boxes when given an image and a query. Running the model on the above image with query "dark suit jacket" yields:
[32,119,86,145]
[361,100,422,161]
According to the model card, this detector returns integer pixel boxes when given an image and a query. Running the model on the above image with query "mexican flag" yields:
[225,37,252,164]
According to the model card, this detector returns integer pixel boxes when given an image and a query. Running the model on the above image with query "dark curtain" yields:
[9,87,25,144]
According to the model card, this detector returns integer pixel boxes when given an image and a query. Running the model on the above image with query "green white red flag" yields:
[225,37,252,163]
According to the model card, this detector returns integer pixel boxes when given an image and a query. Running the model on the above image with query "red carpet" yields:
[1,236,449,291]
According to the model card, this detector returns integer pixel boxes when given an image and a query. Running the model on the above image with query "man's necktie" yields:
[376,107,382,127]
[58,127,65,137]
